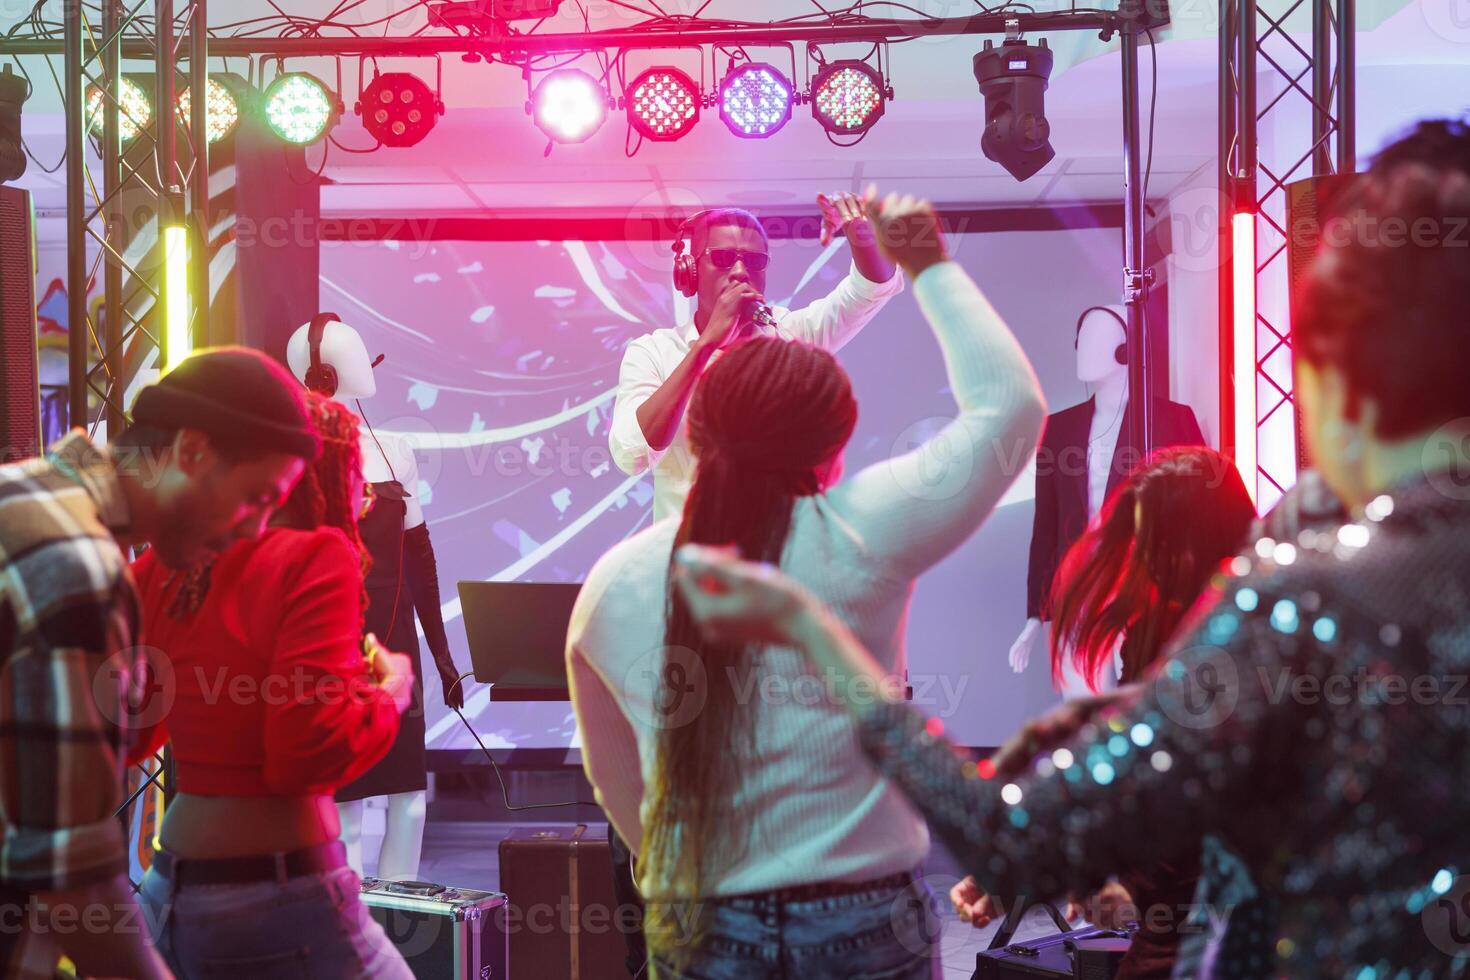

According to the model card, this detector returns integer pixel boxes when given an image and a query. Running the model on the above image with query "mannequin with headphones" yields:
[1008,305,1204,688]
[608,191,904,523]
[286,315,464,883]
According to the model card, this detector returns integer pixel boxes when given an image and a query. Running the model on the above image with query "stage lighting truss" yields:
[262,71,342,146]
[718,61,794,139]
[355,63,445,148]
[810,60,890,137]
[86,75,152,142]
[624,66,701,143]
[176,76,245,145]
[528,68,610,144]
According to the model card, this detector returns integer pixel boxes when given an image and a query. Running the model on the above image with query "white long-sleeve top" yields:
[569,261,1046,898]
[609,261,904,522]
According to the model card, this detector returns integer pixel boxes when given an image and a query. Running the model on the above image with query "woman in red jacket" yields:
[134,394,414,978]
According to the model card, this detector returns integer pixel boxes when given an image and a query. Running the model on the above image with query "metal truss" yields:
[1219,0,1354,509]
[53,0,209,895]
[60,0,209,438]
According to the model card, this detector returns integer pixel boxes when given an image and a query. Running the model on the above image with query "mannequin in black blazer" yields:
[1010,306,1205,682]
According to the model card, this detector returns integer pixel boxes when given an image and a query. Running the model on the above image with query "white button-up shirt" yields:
[609,261,905,521]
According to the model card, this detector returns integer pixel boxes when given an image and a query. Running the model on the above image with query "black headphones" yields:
[671,209,714,298]
[304,312,343,397]
[1074,306,1129,366]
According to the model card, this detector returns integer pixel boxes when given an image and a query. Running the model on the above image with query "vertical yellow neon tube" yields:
[1231,210,1258,508]
[163,225,190,373]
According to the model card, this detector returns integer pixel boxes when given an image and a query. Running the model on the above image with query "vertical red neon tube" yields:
[1232,209,1258,507]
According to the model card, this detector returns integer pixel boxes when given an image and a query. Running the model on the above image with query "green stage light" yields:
[263,72,340,145]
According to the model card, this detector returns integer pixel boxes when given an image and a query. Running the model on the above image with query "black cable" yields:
[331,134,383,154]
[446,672,600,812]
[1143,27,1158,205]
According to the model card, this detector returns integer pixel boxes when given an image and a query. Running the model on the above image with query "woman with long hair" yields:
[133,393,414,978]
[567,192,1046,978]
[668,118,1470,978]
[953,446,1255,979]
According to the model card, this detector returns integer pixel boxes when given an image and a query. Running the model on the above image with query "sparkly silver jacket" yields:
[858,475,1470,977]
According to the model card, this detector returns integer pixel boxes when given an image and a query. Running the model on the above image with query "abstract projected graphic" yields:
[318,226,1120,751]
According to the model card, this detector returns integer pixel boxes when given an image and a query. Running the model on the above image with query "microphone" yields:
[370,354,386,368]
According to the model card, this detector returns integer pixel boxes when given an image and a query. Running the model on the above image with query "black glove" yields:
[404,523,465,710]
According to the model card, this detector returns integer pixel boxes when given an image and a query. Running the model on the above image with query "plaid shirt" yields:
[0,431,142,899]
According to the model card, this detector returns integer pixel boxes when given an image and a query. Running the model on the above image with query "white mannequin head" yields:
[1075,305,1129,385]
[286,315,377,402]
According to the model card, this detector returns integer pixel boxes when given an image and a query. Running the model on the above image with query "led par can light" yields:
[356,71,444,147]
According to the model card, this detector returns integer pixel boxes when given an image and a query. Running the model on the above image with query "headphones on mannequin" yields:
[304,311,343,397]
[1074,306,1129,367]
[671,210,714,299]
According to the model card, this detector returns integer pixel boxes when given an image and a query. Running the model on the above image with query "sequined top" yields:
[857,477,1470,977]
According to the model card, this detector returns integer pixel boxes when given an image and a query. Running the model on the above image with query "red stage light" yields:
[626,68,700,143]
[356,72,443,148]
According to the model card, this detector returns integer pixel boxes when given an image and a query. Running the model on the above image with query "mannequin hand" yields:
[437,660,465,711]
[989,687,1142,779]
[695,279,765,354]
[1008,618,1042,673]
[671,544,817,646]
[865,191,949,280]
[951,876,1003,928]
[818,189,876,248]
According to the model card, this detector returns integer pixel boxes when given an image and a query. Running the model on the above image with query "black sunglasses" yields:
[700,247,770,272]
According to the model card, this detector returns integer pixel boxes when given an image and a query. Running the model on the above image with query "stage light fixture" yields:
[263,72,340,146]
[530,69,608,144]
[626,67,700,143]
[810,61,887,136]
[176,77,241,145]
[973,38,1055,182]
[718,63,793,139]
[85,76,152,142]
[356,71,443,148]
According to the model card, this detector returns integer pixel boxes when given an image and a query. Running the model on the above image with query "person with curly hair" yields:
[132,392,415,978]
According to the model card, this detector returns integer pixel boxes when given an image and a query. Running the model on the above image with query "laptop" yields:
[457,581,583,701]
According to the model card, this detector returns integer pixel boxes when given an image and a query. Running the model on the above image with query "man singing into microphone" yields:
[610,191,902,521]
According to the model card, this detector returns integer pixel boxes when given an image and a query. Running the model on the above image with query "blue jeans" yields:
[139,861,412,979]
[650,876,944,980]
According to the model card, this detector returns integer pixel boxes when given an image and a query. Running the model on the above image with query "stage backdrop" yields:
[317,223,1162,753]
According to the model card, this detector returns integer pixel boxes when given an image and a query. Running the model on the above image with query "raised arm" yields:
[777,191,903,352]
[828,196,1046,579]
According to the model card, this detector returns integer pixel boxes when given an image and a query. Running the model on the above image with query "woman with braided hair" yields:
[132,392,415,978]
[567,192,1047,978]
